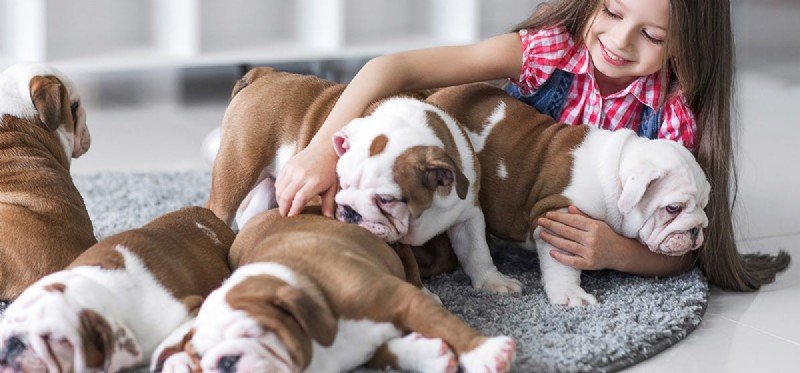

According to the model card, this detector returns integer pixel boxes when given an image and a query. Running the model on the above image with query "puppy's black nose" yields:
[340,205,362,224]
[690,228,700,246]
[218,355,240,373]
[0,336,26,365]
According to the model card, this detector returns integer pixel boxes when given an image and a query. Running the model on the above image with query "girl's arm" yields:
[275,33,524,217]
[538,206,696,277]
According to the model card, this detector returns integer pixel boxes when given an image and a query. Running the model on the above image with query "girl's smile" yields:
[584,0,669,95]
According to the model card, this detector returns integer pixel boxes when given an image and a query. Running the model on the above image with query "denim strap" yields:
[504,69,574,121]
[506,69,666,140]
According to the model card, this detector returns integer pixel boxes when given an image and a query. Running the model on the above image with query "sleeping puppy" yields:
[0,63,95,301]
[426,83,711,306]
[0,207,234,373]
[204,67,521,293]
[153,208,516,373]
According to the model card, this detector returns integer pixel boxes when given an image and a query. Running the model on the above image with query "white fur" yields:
[458,336,516,373]
[181,262,408,373]
[334,97,521,293]
[524,128,709,306]
[385,332,456,373]
[0,246,193,372]
[496,161,508,180]
[0,63,89,162]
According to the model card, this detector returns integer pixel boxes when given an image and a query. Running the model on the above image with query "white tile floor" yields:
[63,3,800,371]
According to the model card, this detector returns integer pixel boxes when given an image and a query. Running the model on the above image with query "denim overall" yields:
[504,69,661,139]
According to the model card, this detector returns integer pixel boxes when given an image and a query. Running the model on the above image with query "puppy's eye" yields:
[376,195,396,205]
[70,101,79,115]
[666,205,682,214]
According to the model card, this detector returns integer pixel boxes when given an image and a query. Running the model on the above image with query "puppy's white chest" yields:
[306,318,401,373]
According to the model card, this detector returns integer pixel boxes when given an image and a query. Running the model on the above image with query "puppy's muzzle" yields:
[0,335,26,369]
[218,355,240,373]
[690,228,700,247]
[338,205,362,224]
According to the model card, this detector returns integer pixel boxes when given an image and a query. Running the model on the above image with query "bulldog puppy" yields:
[205,67,520,293]
[0,63,95,301]
[154,208,516,373]
[0,206,234,373]
[426,83,711,307]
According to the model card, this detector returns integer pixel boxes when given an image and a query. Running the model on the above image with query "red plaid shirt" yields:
[513,26,697,150]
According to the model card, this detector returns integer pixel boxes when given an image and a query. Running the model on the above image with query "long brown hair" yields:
[513,0,790,291]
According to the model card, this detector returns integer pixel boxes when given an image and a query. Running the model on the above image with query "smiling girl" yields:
[275,0,790,291]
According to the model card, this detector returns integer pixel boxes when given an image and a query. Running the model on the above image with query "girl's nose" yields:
[608,22,636,51]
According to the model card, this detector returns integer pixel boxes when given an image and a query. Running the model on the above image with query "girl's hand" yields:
[537,205,626,270]
[275,146,338,217]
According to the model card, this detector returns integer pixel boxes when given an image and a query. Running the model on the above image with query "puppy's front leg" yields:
[533,225,597,307]
[448,212,522,294]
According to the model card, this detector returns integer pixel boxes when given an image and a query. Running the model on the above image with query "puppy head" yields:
[617,140,711,256]
[0,63,91,160]
[169,265,337,373]
[332,111,468,244]
[0,274,142,373]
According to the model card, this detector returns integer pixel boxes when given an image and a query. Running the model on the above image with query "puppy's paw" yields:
[545,285,597,307]
[459,336,516,373]
[389,332,457,373]
[160,351,195,373]
[473,270,523,294]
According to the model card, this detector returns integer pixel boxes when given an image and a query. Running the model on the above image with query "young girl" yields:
[274,0,790,291]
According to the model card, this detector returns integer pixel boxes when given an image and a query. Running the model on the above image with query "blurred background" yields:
[1,0,799,371]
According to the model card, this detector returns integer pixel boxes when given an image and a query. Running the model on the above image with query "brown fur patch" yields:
[427,83,588,242]
[44,283,66,293]
[369,134,389,156]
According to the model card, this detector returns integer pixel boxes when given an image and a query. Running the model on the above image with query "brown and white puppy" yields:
[426,83,711,306]
[0,63,95,301]
[154,208,516,373]
[0,207,234,373]
[204,67,520,293]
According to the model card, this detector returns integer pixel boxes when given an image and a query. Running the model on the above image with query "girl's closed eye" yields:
[602,6,621,20]
[642,30,664,45]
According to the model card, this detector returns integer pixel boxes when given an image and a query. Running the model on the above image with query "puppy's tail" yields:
[201,127,222,168]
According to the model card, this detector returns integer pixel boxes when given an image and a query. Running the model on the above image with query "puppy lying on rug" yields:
[0,63,95,301]
[426,83,711,307]
[0,207,234,373]
[154,207,516,373]
[204,67,520,293]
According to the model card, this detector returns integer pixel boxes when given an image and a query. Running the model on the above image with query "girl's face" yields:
[584,0,669,92]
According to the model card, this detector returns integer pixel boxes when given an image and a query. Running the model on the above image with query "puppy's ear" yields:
[618,163,664,214]
[332,130,350,157]
[29,75,69,131]
[272,286,338,347]
[150,320,197,373]
[422,148,469,200]
[78,309,142,373]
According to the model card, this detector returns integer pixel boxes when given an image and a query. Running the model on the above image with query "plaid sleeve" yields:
[658,94,697,151]
[516,26,572,96]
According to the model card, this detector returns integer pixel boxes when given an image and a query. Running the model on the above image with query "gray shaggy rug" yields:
[1,170,708,372]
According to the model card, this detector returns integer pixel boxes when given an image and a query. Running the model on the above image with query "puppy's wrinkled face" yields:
[0,273,141,373]
[188,294,296,373]
[0,63,91,160]
[618,140,711,256]
[333,113,467,245]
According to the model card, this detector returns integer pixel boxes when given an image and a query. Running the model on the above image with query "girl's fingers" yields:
[288,182,317,216]
[549,249,588,270]
[544,210,592,231]
[321,184,338,218]
[538,216,586,241]
[540,230,587,257]
[277,176,300,216]
[567,205,591,217]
